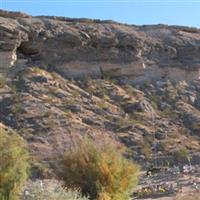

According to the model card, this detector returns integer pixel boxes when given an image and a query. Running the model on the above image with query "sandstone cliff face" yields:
[1,9,200,83]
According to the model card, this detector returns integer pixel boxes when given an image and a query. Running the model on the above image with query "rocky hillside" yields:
[0,10,200,173]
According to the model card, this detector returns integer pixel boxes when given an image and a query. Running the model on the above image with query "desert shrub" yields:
[20,179,89,200]
[30,67,44,74]
[61,138,139,200]
[0,128,29,200]
[30,160,50,179]
[96,100,108,110]
[172,148,190,163]
[115,115,138,129]
[0,75,6,88]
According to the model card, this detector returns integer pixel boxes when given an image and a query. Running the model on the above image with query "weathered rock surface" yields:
[0,10,200,173]
[0,9,200,83]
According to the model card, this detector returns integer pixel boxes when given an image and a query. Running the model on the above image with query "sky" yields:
[1,0,200,28]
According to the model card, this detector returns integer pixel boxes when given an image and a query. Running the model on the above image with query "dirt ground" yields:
[133,165,200,200]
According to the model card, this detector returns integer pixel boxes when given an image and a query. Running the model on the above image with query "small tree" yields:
[61,138,139,200]
[0,128,29,200]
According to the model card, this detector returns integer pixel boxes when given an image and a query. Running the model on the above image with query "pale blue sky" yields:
[1,0,200,28]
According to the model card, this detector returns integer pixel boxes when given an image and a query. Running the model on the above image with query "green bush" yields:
[20,179,89,200]
[0,128,29,200]
[61,138,139,200]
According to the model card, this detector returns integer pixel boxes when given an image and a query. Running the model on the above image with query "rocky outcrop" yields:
[0,9,200,83]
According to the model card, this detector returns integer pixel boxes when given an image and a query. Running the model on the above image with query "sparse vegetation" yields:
[11,102,23,114]
[30,67,44,74]
[165,84,178,104]
[141,143,152,160]
[61,138,139,200]
[10,85,17,94]
[115,116,133,128]
[96,100,108,110]
[0,75,6,88]
[0,128,29,200]
[172,148,190,163]
[51,72,61,81]
[123,85,138,96]
[85,85,106,98]
[115,114,142,129]
[159,107,178,120]
[30,160,50,179]
[42,94,55,104]
[10,94,23,114]
[20,180,89,200]
[101,71,113,80]
[148,92,159,109]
